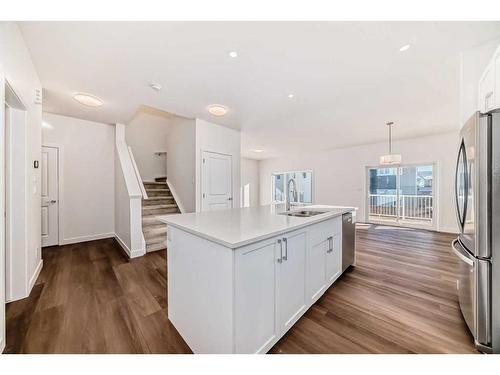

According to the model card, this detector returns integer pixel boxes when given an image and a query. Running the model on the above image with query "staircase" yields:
[142,177,180,252]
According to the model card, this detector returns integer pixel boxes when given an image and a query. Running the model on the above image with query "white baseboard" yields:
[60,232,114,245]
[28,259,43,293]
[114,233,145,259]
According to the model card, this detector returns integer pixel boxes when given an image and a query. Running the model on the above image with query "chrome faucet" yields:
[286,177,298,212]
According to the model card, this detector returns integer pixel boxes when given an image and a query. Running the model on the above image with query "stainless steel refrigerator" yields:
[453,109,500,353]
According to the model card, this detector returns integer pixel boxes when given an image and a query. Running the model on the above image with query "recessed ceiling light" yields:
[73,92,103,107]
[287,94,294,98]
[399,44,411,52]
[252,149,264,153]
[228,51,238,58]
[41,121,53,130]
[149,82,162,91]
[207,104,228,116]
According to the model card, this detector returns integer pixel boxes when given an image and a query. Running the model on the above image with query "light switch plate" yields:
[34,88,42,104]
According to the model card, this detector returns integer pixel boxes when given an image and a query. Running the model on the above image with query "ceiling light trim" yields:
[399,44,411,52]
[207,104,229,116]
[73,92,104,107]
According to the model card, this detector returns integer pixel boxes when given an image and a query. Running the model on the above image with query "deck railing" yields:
[368,194,433,221]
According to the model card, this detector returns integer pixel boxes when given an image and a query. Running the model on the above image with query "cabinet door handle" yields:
[277,239,282,263]
[282,238,288,261]
[327,236,333,253]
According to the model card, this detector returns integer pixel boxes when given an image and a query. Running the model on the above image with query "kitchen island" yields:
[158,204,356,354]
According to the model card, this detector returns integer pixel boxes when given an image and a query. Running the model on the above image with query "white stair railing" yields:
[128,146,148,200]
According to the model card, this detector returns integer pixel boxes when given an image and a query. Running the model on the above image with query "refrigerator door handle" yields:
[454,141,468,230]
[452,239,474,266]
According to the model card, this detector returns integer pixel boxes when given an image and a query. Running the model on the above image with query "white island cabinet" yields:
[159,205,356,353]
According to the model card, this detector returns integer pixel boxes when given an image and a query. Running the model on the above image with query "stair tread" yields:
[143,225,168,233]
[146,242,167,252]
[142,212,179,218]
[142,222,167,228]
[141,179,177,252]
[146,235,167,245]
[142,204,178,209]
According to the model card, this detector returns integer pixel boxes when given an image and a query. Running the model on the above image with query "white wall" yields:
[0,21,43,313]
[42,113,115,244]
[259,131,460,233]
[460,38,500,124]
[114,159,131,250]
[165,117,196,212]
[114,124,145,258]
[5,107,28,302]
[195,119,241,212]
[241,158,260,207]
[125,107,171,182]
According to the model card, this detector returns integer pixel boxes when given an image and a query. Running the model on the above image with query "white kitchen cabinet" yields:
[234,238,279,354]
[277,229,307,332]
[164,206,355,353]
[494,49,500,109]
[478,61,494,113]
[326,233,342,284]
[307,232,328,303]
[478,42,500,112]
[307,217,343,303]
[235,229,308,353]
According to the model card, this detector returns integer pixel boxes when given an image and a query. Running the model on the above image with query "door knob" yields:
[228,197,233,201]
[50,200,57,204]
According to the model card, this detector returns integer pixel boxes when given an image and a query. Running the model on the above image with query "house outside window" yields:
[272,170,313,204]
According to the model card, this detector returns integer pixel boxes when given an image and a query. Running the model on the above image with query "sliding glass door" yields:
[367,164,435,227]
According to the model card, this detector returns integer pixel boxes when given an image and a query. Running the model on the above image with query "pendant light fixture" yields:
[379,121,402,165]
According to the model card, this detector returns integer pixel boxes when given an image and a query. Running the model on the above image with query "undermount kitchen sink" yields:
[279,210,328,217]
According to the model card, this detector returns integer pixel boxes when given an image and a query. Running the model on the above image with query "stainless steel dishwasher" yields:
[342,212,356,272]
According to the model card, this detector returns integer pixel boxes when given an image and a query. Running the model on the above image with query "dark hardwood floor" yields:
[5,224,478,354]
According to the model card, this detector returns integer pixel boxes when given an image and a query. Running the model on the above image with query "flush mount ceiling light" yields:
[73,92,103,107]
[252,149,264,153]
[207,104,228,116]
[399,44,411,52]
[228,51,238,58]
[287,94,295,98]
[149,82,162,91]
[379,121,402,165]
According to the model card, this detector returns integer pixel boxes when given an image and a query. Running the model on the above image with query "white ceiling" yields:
[19,21,500,159]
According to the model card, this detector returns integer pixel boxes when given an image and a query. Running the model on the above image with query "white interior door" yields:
[201,151,232,212]
[41,146,59,247]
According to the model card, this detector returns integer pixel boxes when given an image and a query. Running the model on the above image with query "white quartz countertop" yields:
[157,204,356,249]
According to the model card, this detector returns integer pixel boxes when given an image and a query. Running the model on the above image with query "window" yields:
[272,170,313,204]
[367,164,435,227]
